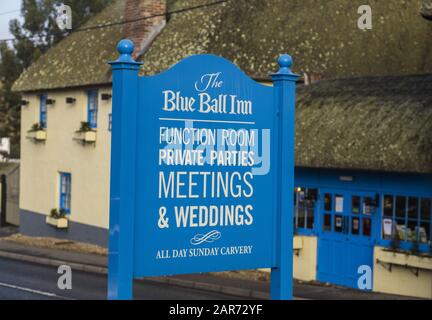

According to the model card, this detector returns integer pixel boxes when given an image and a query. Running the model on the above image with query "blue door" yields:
[317,189,378,289]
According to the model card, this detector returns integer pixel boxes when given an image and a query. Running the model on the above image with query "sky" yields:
[0,0,22,42]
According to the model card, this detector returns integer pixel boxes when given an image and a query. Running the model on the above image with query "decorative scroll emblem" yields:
[190,230,222,245]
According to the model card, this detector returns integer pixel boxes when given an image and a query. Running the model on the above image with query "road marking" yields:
[0,281,73,300]
[159,117,256,125]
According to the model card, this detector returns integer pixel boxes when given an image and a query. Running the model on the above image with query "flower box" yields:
[45,216,68,229]
[74,130,96,143]
[377,247,432,271]
[26,130,47,142]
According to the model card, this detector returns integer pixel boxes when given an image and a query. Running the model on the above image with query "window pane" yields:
[395,219,406,240]
[60,173,71,213]
[88,90,98,128]
[40,95,47,128]
[298,207,305,229]
[408,197,418,220]
[351,217,360,235]
[306,208,314,229]
[363,197,375,215]
[421,198,431,221]
[298,189,306,206]
[419,221,430,244]
[363,218,372,236]
[352,196,360,214]
[334,215,343,233]
[395,196,406,219]
[323,214,331,231]
[383,195,393,217]
[382,218,393,240]
[407,220,418,242]
[324,194,332,211]
[335,195,343,213]
[306,188,318,203]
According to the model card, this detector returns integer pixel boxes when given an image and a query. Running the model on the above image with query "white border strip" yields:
[0,281,60,298]
[159,117,255,125]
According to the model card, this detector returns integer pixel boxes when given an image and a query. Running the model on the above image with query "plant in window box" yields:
[26,122,46,141]
[411,240,420,255]
[409,229,421,255]
[389,232,401,253]
[45,208,68,229]
[74,121,96,144]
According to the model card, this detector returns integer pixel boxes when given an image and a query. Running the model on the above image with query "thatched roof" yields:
[12,0,432,174]
[295,74,432,174]
[13,0,432,92]
[140,0,432,78]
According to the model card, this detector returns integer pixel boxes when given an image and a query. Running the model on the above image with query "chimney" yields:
[124,0,166,58]
[303,73,324,86]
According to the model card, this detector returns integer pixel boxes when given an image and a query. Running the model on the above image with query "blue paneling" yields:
[295,167,432,196]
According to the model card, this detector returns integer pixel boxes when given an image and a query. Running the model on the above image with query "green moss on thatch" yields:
[295,74,432,174]
[13,0,432,92]
[141,0,432,79]
[11,0,432,174]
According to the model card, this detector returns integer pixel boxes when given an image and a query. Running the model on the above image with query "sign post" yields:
[107,39,298,300]
[107,40,142,300]
[270,55,300,299]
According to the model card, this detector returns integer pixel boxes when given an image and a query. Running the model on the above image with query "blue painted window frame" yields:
[59,172,72,214]
[380,193,432,252]
[87,89,98,128]
[294,187,318,236]
[294,168,432,252]
[40,94,47,128]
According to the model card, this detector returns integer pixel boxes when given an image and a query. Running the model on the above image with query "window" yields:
[382,194,432,244]
[323,214,332,231]
[383,195,393,217]
[40,94,47,128]
[324,193,332,211]
[351,217,360,235]
[334,215,344,233]
[352,196,360,214]
[363,197,375,215]
[88,89,98,128]
[363,218,372,236]
[60,173,71,214]
[420,198,431,244]
[294,187,317,231]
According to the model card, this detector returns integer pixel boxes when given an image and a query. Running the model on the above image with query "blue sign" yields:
[108,39,299,300]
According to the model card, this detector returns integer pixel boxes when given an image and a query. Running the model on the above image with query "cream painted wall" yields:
[259,236,318,281]
[293,235,317,281]
[20,88,112,229]
[373,246,432,299]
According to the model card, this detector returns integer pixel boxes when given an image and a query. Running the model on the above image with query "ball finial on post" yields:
[276,54,294,75]
[117,39,134,55]
[110,39,142,65]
